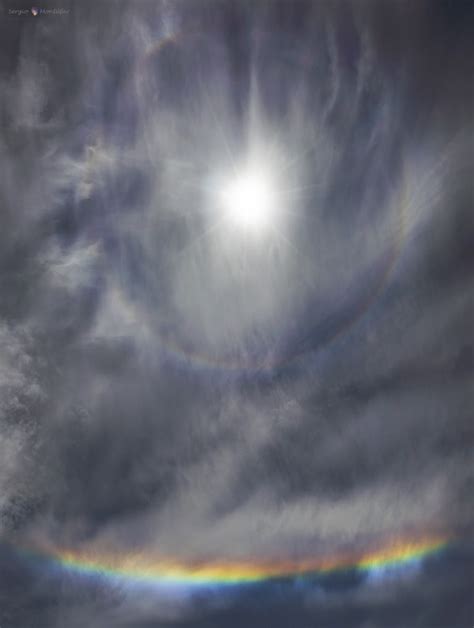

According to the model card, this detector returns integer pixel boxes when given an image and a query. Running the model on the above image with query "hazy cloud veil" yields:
[0,1,472,627]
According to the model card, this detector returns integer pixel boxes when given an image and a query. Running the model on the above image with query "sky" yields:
[0,1,473,627]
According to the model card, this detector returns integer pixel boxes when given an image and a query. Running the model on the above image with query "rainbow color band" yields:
[31,535,449,590]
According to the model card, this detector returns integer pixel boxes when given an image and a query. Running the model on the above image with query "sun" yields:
[219,167,277,233]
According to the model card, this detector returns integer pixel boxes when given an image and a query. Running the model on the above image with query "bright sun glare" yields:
[219,168,276,233]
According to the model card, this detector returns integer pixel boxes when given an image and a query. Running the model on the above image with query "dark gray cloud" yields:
[0,0,472,626]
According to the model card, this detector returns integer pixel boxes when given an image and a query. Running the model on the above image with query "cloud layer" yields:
[0,1,472,626]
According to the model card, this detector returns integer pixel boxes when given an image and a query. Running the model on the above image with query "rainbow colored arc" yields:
[38,535,449,590]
